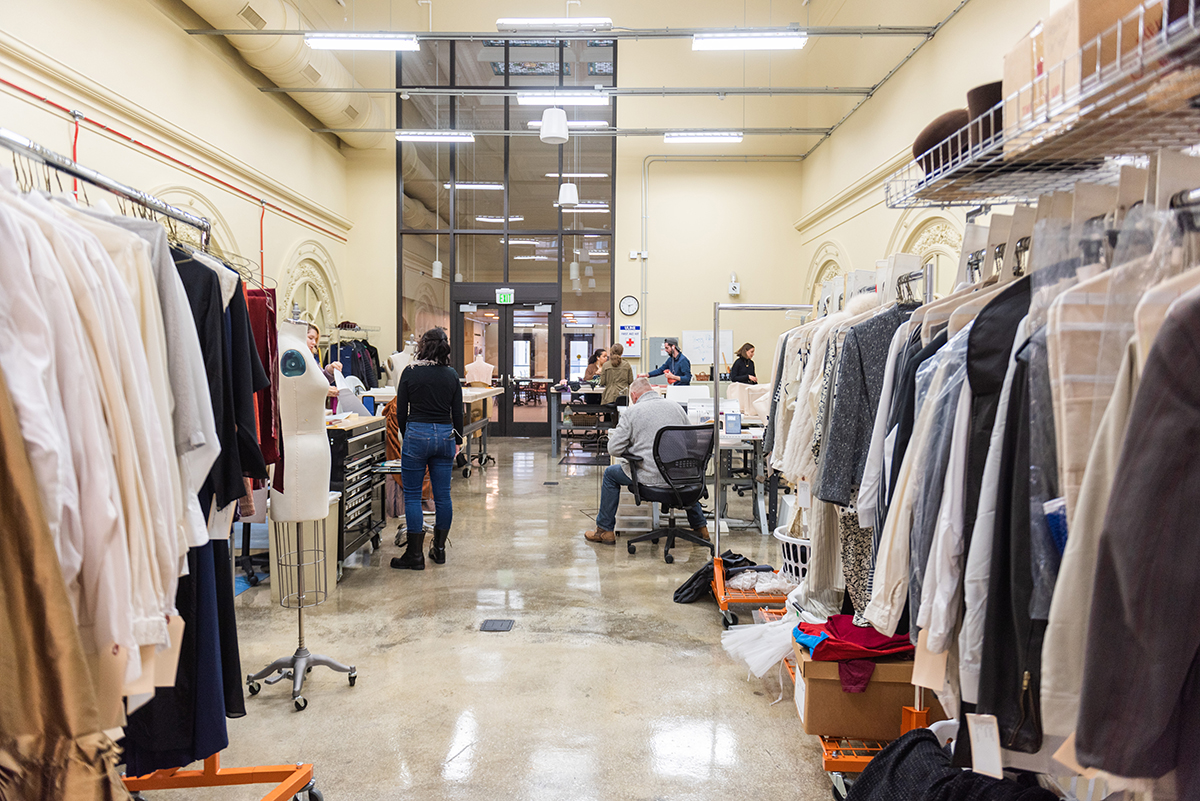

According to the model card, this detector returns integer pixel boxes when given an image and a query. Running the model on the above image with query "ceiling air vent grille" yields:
[344,104,361,121]
[237,4,267,30]
[301,64,322,84]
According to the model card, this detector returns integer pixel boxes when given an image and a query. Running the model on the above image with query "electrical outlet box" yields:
[728,282,741,296]
[629,250,648,260]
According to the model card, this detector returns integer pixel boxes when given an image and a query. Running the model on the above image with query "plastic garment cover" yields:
[1025,327,1061,621]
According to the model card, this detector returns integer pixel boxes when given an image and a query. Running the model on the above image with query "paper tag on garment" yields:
[794,481,812,509]
[95,643,129,731]
[124,645,157,697]
[966,713,1004,779]
[1052,732,1102,779]
[912,629,948,691]
[155,615,186,687]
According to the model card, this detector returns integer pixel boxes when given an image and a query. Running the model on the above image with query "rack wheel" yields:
[627,543,636,555]
[294,696,308,711]
[463,467,471,478]
[664,553,674,564]
[721,611,739,629]
[308,788,324,801]
[651,538,660,544]
[247,680,261,695]
[247,573,259,587]
[371,534,382,550]
[348,671,357,687]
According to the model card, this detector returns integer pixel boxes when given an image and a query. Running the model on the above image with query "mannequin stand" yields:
[247,519,356,711]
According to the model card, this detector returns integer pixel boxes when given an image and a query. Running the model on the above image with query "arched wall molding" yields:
[804,239,852,307]
[151,184,240,255]
[280,240,345,335]
[886,208,964,262]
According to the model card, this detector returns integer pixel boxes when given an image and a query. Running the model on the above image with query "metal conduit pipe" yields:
[638,154,805,357]
[180,0,448,226]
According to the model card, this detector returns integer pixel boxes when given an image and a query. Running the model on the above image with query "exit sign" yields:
[496,287,515,305]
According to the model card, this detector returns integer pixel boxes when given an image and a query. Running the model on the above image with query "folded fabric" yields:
[839,659,876,693]
[796,614,915,662]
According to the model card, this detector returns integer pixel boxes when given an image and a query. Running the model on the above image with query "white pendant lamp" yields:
[569,261,580,280]
[588,278,596,289]
[584,264,594,277]
[572,278,583,291]
[455,271,464,282]
[557,181,580,208]
[539,108,569,145]
[432,260,443,279]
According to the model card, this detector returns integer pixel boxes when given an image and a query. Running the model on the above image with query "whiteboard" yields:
[682,329,734,367]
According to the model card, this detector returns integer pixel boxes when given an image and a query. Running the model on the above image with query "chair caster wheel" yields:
[463,468,471,478]
[247,573,259,586]
[372,534,382,550]
[627,543,636,554]
[664,553,674,564]
[294,696,308,711]
[348,671,357,687]
[651,538,660,544]
[247,680,261,695]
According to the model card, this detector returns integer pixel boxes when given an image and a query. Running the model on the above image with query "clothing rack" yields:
[0,127,212,245]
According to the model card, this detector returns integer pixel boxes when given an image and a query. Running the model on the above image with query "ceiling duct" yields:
[181,0,447,225]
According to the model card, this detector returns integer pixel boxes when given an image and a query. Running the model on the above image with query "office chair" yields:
[623,424,717,564]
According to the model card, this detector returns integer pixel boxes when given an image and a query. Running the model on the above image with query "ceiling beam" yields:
[262,86,873,96]
[186,25,934,41]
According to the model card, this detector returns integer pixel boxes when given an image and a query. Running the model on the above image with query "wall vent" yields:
[344,103,360,121]
[237,4,267,30]
[301,64,322,84]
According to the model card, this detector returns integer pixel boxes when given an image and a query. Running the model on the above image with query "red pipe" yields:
[259,201,266,285]
[71,113,79,199]
[0,76,348,243]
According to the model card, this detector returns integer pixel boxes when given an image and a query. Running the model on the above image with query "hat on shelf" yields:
[912,108,969,175]
[966,81,1004,150]
[663,337,679,348]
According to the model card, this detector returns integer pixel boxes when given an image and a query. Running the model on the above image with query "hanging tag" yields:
[966,713,1004,778]
[155,615,186,687]
[794,481,812,509]
[911,629,948,690]
[94,643,129,730]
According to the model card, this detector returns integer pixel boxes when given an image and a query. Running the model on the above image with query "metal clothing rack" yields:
[0,127,212,244]
[710,303,813,627]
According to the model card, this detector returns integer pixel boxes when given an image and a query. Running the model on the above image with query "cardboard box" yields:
[1043,0,1157,109]
[1002,24,1046,155]
[793,642,946,741]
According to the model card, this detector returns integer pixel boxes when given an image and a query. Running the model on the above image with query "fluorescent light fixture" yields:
[592,251,610,256]
[501,238,541,245]
[565,323,594,328]
[554,201,608,209]
[476,215,524,223]
[546,172,610,179]
[496,17,613,32]
[513,255,551,260]
[444,182,503,190]
[692,31,808,51]
[562,208,610,213]
[527,120,609,129]
[518,92,609,106]
[306,33,421,51]
[664,131,744,143]
[396,130,476,142]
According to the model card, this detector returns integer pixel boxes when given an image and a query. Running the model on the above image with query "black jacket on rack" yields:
[327,340,378,388]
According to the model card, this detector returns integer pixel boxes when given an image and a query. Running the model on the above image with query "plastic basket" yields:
[773,526,811,585]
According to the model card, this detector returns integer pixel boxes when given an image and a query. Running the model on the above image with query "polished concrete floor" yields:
[175,438,831,801]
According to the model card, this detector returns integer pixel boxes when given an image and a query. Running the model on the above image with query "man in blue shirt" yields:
[641,337,692,385]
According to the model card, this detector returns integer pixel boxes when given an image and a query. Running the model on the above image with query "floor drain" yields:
[480,619,514,632]
[543,481,559,485]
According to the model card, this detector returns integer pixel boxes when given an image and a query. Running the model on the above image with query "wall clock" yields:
[619,295,639,316]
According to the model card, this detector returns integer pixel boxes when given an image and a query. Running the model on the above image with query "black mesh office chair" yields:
[623,425,717,564]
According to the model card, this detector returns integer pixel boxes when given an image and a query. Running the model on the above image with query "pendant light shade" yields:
[572,278,582,291]
[455,271,464,282]
[587,278,596,289]
[569,261,580,280]
[539,108,569,145]
[584,264,594,277]
[557,181,580,208]
[432,260,443,280]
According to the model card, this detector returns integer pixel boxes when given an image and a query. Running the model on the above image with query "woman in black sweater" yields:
[731,343,758,384]
[391,327,463,570]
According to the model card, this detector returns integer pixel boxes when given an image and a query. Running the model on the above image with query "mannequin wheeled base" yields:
[246,639,356,712]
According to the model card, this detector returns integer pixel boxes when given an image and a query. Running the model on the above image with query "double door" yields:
[457,301,560,437]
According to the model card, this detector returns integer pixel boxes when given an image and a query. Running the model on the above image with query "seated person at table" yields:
[730,342,757,384]
[583,348,608,381]
[639,337,691,385]
[599,342,634,405]
[584,379,709,545]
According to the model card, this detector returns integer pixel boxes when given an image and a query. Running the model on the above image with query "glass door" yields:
[456,301,558,436]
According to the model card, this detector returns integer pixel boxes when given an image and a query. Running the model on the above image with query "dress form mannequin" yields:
[270,319,332,521]
[465,354,495,385]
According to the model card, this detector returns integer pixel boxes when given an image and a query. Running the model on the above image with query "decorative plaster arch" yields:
[805,240,850,309]
[886,208,963,263]
[280,240,345,335]
[150,184,240,256]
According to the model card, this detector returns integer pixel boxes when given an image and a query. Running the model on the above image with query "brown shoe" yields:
[584,528,616,544]
[693,526,711,542]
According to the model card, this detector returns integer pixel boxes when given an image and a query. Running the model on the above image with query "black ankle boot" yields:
[429,528,450,565]
[390,531,425,570]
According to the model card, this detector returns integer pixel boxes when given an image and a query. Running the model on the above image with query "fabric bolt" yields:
[730,356,756,383]
[960,315,1032,706]
[1041,337,1139,739]
[0,366,127,801]
[1075,293,1200,798]
[817,306,907,507]
[606,390,691,488]
[859,322,913,531]
[976,335,1043,754]
[845,729,1059,801]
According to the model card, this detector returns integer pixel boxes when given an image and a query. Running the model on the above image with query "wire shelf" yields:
[886,0,1200,208]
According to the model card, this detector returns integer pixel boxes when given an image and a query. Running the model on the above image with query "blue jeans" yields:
[595,463,706,532]
[402,422,454,534]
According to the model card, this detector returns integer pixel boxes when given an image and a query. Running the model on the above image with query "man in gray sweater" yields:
[584,379,710,544]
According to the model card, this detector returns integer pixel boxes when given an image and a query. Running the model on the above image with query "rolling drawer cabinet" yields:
[327,416,387,572]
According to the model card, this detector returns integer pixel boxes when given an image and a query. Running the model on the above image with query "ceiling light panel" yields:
[692,32,808,51]
[476,215,524,223]
[517,92,609,106]
[527,120,610,129]
[496,17,613,32]
[664,131,744,143]
[444,182,504,190]
[397,130,476,142]
[306,33,421,51]
[546,172,610,179]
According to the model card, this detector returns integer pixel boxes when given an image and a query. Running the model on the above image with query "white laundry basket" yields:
[773,527,811,585]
